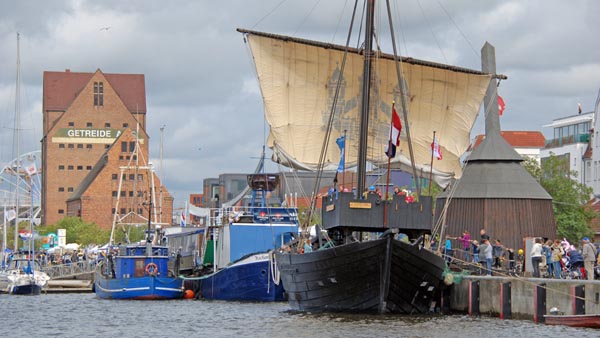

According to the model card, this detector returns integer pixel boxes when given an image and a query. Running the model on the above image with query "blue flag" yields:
[336,135,345,172]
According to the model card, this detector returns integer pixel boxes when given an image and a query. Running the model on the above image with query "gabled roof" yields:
[67,129,128,202]
[43,69,146,113]
[472,131,546,149]
[67,153,109,202]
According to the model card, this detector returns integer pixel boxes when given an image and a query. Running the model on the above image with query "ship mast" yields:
[356,0,375,196]
[13,33,22,251]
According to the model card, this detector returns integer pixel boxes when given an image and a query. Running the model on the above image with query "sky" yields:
[0,0,599,210]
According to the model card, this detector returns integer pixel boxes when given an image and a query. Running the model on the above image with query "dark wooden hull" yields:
[544,314,600,328]
[388,239,446,313]
[276,236,445,313]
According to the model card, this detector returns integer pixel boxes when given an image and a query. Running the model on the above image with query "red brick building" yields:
[41,69,173,229]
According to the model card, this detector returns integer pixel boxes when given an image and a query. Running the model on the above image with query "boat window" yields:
[134,259,145,277]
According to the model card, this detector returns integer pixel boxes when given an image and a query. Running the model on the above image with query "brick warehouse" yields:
[41,69,173,229]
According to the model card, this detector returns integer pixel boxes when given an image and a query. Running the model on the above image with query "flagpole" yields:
[2,203,6,268]
[428,131,436,196]
[342,129,347,190]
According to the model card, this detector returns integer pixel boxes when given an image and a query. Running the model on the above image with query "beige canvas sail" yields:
[244,30,492,187]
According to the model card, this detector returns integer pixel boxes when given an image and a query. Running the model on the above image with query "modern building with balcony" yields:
[541,111,593,186]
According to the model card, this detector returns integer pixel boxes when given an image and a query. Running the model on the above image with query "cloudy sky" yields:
[0,0,599,209]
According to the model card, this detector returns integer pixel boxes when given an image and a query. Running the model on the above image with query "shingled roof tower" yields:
[435,43,556,252]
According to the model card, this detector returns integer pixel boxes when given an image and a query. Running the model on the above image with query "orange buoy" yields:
[183,289,195,299]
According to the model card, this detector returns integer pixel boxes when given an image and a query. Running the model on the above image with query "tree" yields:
[42,217,110,246]
[522,155,595,243]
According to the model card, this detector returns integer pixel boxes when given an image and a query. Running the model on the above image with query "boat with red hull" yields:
[544,314,600,328]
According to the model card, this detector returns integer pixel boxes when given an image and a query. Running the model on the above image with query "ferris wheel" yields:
[0,150,42,224]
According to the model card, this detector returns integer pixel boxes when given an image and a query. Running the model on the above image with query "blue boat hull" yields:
[94,271,183,300]
[10,283,42,295]
[184,253,285,302]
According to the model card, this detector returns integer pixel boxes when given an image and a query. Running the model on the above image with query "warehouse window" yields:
[94,82,104,106]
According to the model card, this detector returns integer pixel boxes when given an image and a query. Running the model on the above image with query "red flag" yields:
[385,107,402,158]
[431,137,442,160]
[498,95,506,116]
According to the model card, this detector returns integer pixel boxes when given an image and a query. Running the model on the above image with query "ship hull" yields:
[10,283,43,295]
[276,236,445,313]
[94,270,183,300]
[185,253,285,302]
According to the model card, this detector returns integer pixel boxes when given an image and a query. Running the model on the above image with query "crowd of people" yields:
[441,229,600,280]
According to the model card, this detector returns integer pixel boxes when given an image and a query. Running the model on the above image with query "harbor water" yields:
[1,293,598,338]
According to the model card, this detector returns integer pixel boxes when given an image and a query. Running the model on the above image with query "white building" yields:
[590,93,600,195]
[541,112,593,187]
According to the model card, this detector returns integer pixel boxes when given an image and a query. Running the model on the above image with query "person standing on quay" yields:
[484,239,493,275]
[480,228,490,242]
[550,239,564,279]
[457,231,471,262]
[477,240,487,275]
[582,237,596,280]
[531,238,543,278]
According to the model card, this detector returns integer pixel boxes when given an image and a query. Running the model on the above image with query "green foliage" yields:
[111,225,146,244]
[42,217,110,246]
[522,154,595,243]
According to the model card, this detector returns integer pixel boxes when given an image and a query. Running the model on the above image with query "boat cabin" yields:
[321,192,433,234]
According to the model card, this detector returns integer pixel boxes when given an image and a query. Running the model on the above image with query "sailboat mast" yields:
[357,0,375,196]
[13,32,21,252]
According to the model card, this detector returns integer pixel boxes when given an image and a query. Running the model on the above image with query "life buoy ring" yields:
[145,262,158,276]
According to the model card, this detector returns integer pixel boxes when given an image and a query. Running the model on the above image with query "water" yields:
[1,294,598,338]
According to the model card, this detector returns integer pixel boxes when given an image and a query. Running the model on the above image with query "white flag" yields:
[6,209,16,221]
[24,161,37,176]
[188,204,210,217]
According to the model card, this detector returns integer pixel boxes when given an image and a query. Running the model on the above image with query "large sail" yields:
[241,29,492,187]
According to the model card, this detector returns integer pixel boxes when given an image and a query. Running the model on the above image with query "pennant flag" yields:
[336,135,345,172]
[6,209,16,221]
[498,95,506,116]
[431,136,442,160]
[384,107,402,158]
[180,203,187,227]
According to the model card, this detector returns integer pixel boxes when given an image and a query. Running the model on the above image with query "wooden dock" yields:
[46,280,93,293]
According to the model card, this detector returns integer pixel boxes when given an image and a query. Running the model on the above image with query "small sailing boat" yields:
[0,33,49,295]
[94,129,183,300]
[239,0,500,313]
[182,154,298,301]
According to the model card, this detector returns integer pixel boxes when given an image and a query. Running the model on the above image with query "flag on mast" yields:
[6,209,16,221]
[385,106,402,158]
[24,160,37,176]
[336,135,345,172]
[431,136,442,160]
[498,95,506,116]
[180,203,187,227]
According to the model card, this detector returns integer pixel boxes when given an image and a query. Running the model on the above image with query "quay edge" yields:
[450,275,600,320]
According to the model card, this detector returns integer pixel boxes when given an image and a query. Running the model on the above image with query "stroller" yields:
[561,250,586,279]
